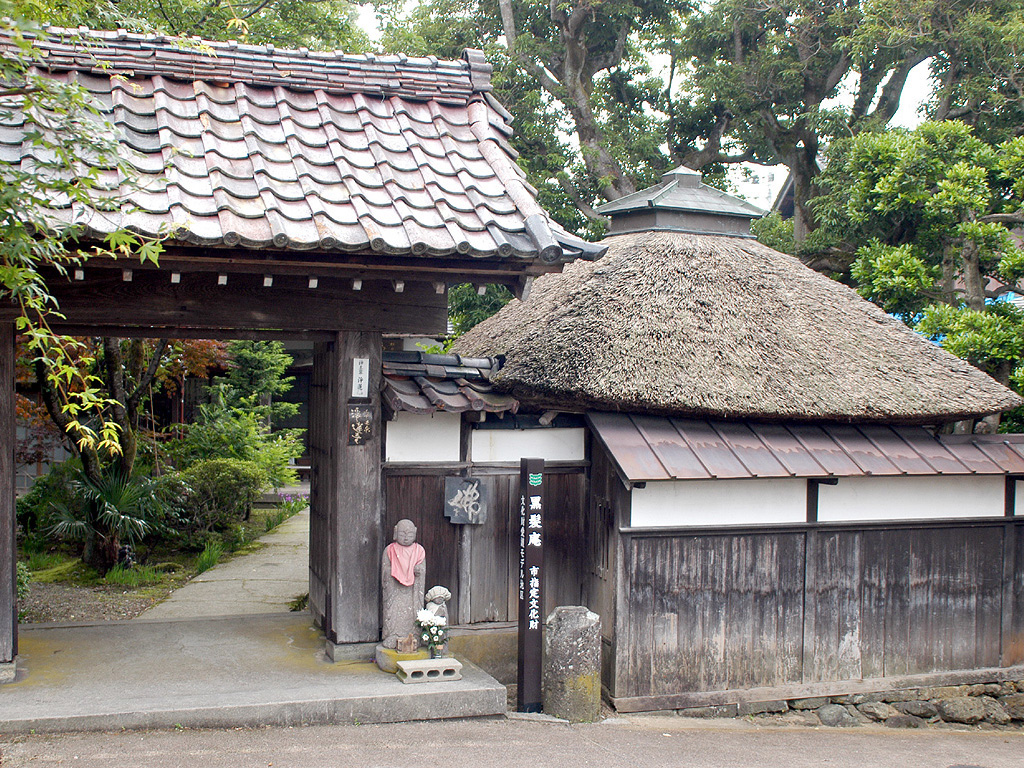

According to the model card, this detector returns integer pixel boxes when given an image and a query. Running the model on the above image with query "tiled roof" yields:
[0,28,605,262]
[382,351,518,415]
[589,412,1024,483]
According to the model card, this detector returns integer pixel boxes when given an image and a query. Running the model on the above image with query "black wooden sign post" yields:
[517,457,545,712]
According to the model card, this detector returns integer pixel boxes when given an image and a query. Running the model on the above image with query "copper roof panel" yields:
[630,415,711,480]
[713,421,790,478]
[671,419,751,479]
[893,427,968,474]
[787,424,863,476]
[588,412,670,482]
[970,439,1024,474]
[824,425,902,475]
[940,438,1005,474]
[747,425,820,476]
[857,425,934,474]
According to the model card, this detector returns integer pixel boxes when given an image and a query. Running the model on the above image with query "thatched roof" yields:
[454,230,1021,423]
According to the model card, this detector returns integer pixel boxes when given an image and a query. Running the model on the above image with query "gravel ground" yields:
[19,582,160,624]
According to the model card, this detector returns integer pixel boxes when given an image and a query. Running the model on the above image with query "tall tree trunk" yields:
[960,236,986,312]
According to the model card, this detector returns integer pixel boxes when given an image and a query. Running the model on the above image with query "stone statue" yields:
[424,585,451,622]
[381,519,426,649]
[422,585,452,656]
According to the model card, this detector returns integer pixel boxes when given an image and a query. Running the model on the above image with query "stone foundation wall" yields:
[678,681,1024,728]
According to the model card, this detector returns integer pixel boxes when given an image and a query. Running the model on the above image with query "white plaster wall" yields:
[470,427,586,463]
[630,478,807,528]
[817,475,1004,522]
[385,411,462,463]
[1016,479,1024,516]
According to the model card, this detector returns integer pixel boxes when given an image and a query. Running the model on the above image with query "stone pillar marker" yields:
[543,606,601,723]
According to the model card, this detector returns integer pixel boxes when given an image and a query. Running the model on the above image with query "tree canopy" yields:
[812,121,1024,420]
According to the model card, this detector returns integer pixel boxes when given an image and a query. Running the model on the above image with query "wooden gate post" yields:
[0,322,16,677]
[309,331,382,648]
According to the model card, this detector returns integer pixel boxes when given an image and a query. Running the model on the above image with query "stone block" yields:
[1000,692,1024,720]
[880,689,922,703]
[790,696,830,710]
[886,714,924,729]
[849,692,886,705]
[0,662,14,684]
[935,696,986,724]
[738,700,788,716]
[927,685,967,700]
[542,606,601,723]
[375,644,429,674]
[396,657,463,684]
[816,704,859,727]
[845,704,872,724]
[982,697,1011,725]
[857,702,898,721]
[677,704,738,719]
[895,700,938,719]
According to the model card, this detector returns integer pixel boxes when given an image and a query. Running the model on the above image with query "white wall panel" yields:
[817,475,1004,522]
[630,478,807,527]
[385,411,461,462]
[470,427,586,463]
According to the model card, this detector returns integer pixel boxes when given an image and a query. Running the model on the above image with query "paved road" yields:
[139,508,310,618]
[2,716,1022,768]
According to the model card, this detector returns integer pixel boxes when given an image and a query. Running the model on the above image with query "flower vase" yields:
[430,645,444,659]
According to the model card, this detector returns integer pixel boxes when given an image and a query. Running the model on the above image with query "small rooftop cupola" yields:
[595,165,765,237]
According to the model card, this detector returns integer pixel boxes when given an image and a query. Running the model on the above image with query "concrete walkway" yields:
[139,507,310,619]
[1,500,508,732]
[1,613,505,733]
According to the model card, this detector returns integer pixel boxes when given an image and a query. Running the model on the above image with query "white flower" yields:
[416,609,434,624]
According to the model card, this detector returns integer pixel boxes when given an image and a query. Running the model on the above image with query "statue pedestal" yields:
[375,644,429,674]
[396,657,463,684]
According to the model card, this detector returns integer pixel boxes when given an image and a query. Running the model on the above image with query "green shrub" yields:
[264,510,287,532]
[180,458,267,533]
[195,541,223,574]
[16,562,30,602]
[164,387,303,487]
[16,459,83,544]
[104,564,160,587]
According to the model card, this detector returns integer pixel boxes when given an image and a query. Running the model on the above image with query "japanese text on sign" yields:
[351,357,369,399]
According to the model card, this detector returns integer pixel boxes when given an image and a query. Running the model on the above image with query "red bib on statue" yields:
[385,542,425,586]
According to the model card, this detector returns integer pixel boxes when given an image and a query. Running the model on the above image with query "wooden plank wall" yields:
[0,323,14,663]
[616,519,1024,701]
[307,342,335,638]
[382,468,586,624]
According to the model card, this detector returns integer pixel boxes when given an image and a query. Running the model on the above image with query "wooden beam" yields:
[0,271,448,335]
[48,325,337,342]
[82,246,563,285]
[310,332,383,646]
[333,331,383,643]
[0,322,15,666]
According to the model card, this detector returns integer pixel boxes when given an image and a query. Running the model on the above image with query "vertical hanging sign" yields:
[517,457,544,713]
[351,357,369,399]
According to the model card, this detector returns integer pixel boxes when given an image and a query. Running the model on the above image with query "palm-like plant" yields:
[50,469,153,573]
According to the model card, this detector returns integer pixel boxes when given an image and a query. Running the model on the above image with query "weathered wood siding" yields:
[308,333,383,644]
[613,519,1024,708]
[382,467,587,624]
[0,323,14,663]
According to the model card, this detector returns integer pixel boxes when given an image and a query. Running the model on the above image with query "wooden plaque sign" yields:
[347,404,373,445]
[517,457,544,713]
[444,476,488,525]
